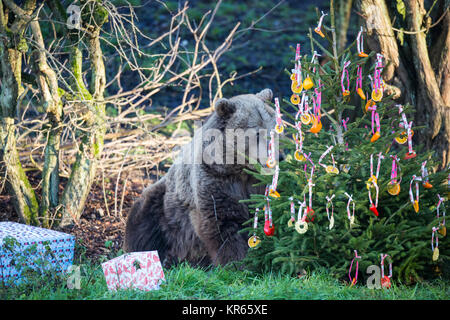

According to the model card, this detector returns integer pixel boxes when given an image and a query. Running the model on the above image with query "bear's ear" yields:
[215,98,236,118]
[256,88,273,102]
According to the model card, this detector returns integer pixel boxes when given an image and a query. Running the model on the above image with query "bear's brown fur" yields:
[124,89,276,267]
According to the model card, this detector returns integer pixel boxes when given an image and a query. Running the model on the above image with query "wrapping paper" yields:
[102,251,165,291]
[0,222,75,285]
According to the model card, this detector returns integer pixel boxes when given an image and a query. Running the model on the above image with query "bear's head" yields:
[198,88,279,175]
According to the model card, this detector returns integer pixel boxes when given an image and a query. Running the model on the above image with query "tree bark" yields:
[0,0,39,224]
[404,0,449,168]
[59,3,108,227]
[30,19,62,226]
[357,0,450,169]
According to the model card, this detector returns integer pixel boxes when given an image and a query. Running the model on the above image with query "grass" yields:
[1,255,449,300]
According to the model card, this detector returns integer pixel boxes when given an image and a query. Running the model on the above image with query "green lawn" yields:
[1,260,448,300]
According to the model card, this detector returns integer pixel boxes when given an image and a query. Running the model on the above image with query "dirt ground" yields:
[0,169,158,260]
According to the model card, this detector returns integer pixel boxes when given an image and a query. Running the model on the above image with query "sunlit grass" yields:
[1,260,448,300]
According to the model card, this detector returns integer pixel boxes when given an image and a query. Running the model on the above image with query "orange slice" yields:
[387,183,400,196]
[372,88,383,102]
[294,150,306,162]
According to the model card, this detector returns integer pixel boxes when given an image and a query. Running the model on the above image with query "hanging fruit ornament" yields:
[356,26,369,58]
[326,194,335,230]
[268,165,280,198]
[367,153,384,217]
[274,98,284,134]
[295,201,308,234]
[409,175,422,213]
[303,76,314,90]
[314,11,328,38]
[298,93,312,125]
[397,104,416,159]
[380,254,393,289]
[387,155,401,196]
[341,60,351,98]
[431,227,439,261]
[319,145,339,174]
[248,208,261,248]
[263,190,275,236]
[348,250,361,286]
[365,99,375,113]
[266,130,276,168]
[303,51,319,90]
[436,194,446,237]
[421,161,433,189]
[356,64,366,100]
[309,115,322,133]
[371,54,384,102]
[367,104,381,143]
[291,45,303,96]
[309,81,323,134]
[345,192,356,227]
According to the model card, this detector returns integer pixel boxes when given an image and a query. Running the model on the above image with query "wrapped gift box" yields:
[102,251,165,292]
[0,221,75,285]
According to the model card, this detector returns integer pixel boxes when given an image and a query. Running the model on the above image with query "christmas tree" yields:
[242,8,449,285]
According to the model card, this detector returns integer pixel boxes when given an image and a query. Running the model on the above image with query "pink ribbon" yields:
[389,155,401,184]
[437,194,446,226]
[409,175,422,207]
[368,104,380,134]
[432,227,438,251]
[356,64,363,91]
[341,61,351,94]
[349,250,361,283]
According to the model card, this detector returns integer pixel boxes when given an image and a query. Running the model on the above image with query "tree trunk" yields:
[0,0,39,224]
[357,0,450,169]
[30,19,62,227]
[59,5,108,227]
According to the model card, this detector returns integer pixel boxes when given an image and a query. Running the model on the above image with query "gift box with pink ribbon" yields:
[102,251,165,292]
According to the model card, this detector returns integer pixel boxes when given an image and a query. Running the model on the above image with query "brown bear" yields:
[123,88,277,267]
